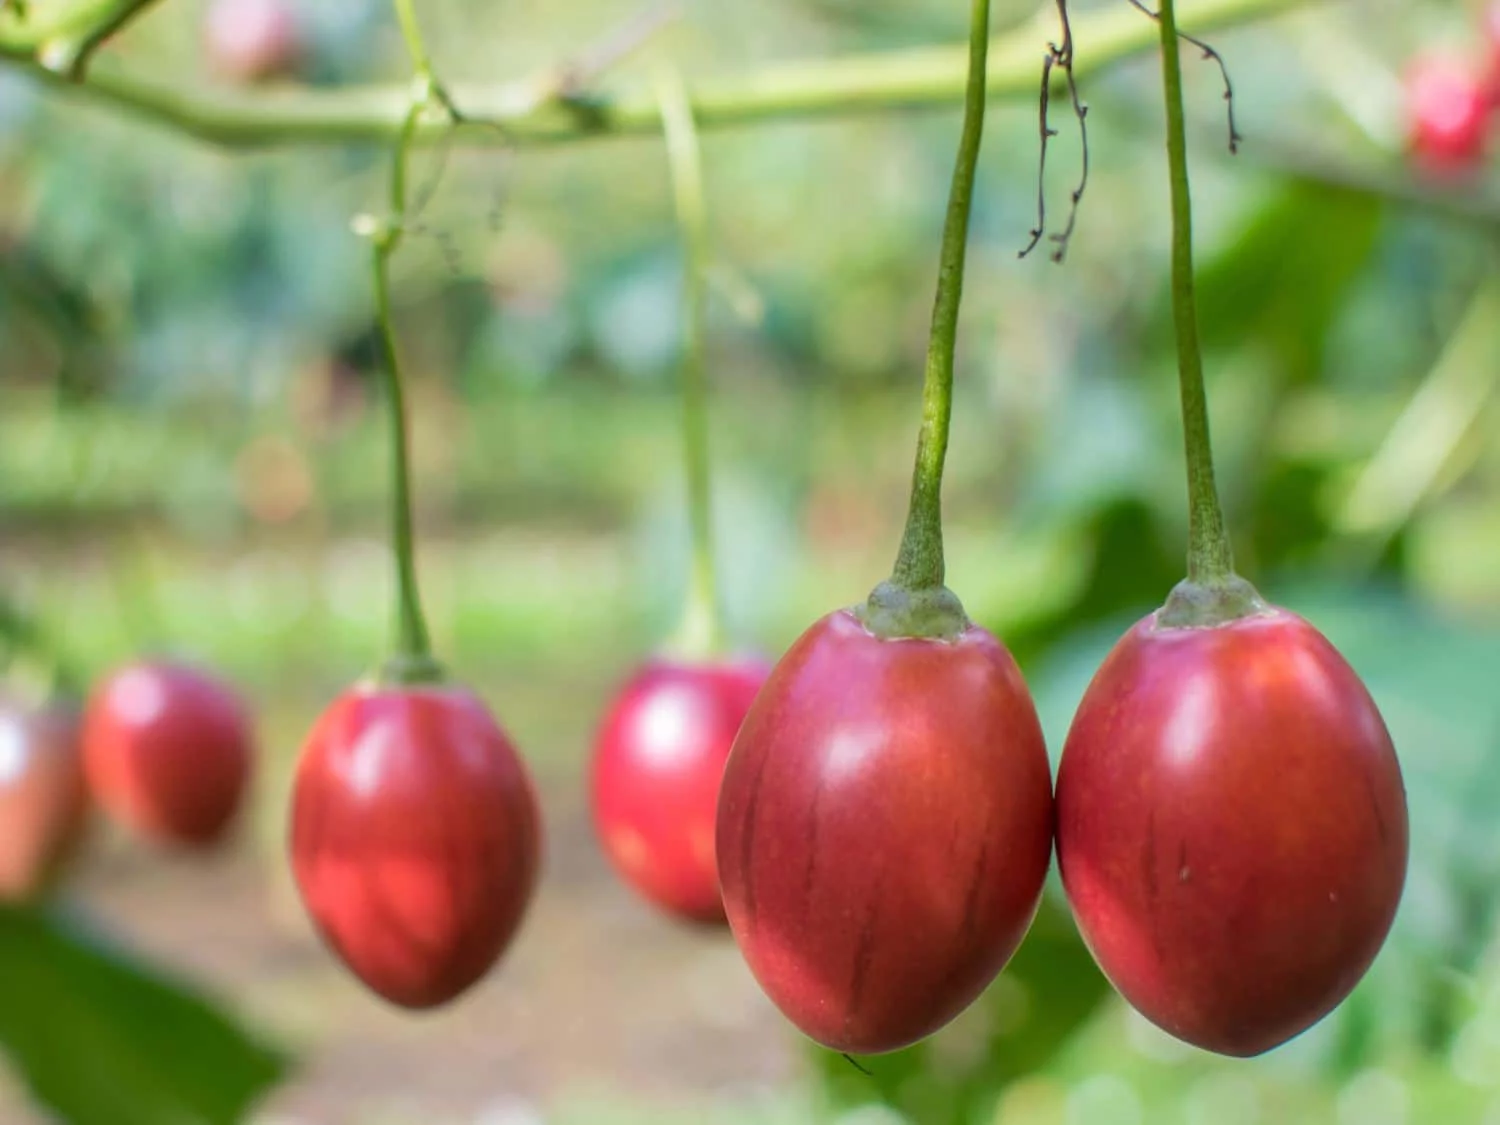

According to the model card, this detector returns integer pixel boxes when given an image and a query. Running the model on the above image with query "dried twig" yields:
[1126,0,1241,152]
[1019,0,1090,264]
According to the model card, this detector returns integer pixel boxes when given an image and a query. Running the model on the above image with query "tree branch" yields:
[2,0,1312,150]
[1,0,161,77]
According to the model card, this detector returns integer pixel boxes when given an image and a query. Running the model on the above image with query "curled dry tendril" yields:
[1125,0,1242,153]
[1019,0,1090,264]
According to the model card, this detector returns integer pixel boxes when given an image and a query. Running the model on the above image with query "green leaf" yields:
[0,904,288,1125]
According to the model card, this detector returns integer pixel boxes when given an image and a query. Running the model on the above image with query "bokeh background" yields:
[3,0,1500,1122]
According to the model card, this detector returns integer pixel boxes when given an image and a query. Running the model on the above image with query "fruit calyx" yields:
[856,579,970,642]
[378,652,447,687]
[1156,573,1267,630]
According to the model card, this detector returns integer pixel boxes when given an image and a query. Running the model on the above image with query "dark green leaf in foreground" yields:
[0,904,288,1125]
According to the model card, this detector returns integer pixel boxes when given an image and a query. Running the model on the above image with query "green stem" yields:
[5,0,1312,147]
[361,0,455,682]
[1158,0,1233,586]
[370,100,440,680]
[856,0,991,642]
[392,0,435,80]
[888,0,991,594]
[0,0,158,60]
[656,68,724,658]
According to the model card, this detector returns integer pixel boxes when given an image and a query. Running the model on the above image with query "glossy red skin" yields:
[289,684,541,1010]
[203,0,302,84]
[716,610,1055,1054]
[591,656,769,924]
[83,662,253,849]
[1056,607,1409,1057]
[0,700,90,901]
[1407,53,1491,171]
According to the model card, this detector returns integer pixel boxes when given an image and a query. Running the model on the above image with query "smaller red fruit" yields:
[591,656,769,924]
[0,697,90,901]
[289,684,542,1010]
[83,661,253,849]
[203,0,303,84]
[1406,52,1491,172]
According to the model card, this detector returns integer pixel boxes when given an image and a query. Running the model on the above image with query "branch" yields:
[2,0,1313,150]
[1,0,161,78]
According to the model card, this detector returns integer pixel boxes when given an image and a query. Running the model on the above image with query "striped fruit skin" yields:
[289,684,541,1010]
[1056,607,1408,1057]
[716,609,1055,1055]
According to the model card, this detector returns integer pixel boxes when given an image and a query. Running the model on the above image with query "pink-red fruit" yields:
[1056,606,1408,1057]
[203,0,303,84]
[591,656,769,924]
[83,661,254,849]
[0,697,90,900]
[716,610,1055,1054]
[289,684,541,1009]
[1407,52,1490,171]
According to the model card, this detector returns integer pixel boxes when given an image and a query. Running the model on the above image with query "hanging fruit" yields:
[203,0,304,85]
[0,693,90,901]
[1053,0,1408,1058]
[588,71,768,927]
[714,0,1055,1056]
[83,660,253,849]
[1406,51,1491,172]
[291,681,540,1009]
[593,656,768,924]
[287,20,542,1009]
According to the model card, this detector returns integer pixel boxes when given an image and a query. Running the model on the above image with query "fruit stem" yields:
[392,0,434,80]
[1157,0,1234,587]
[366,94,442,684]
[657,67,726,659]
[887,0,991,596]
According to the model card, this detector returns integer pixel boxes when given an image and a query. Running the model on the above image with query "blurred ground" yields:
[77,783,794,1125]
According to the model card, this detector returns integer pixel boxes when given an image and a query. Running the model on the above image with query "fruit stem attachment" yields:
[862,0,990,641]
[360,74,445,684]
[1157,0,1232,587]
[1152,0,1264,630]
[656,67,726,659]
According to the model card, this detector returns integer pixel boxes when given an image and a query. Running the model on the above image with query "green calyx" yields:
[856,580,970,642]
[1156,573,1267,629]
[377,652,447,687]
